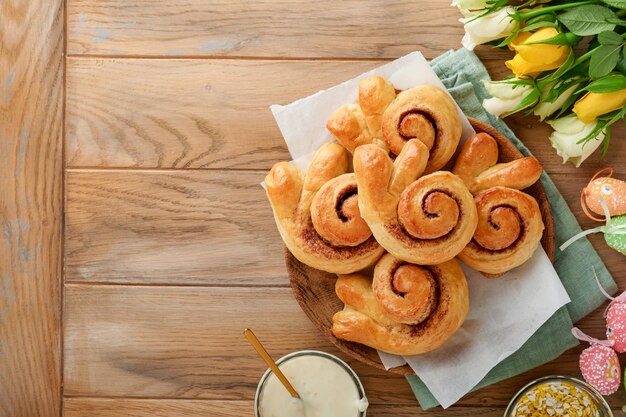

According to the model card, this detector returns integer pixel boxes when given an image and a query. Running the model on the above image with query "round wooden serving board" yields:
[286,117,555,375]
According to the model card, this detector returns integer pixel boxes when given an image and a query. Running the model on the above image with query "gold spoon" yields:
[243,328,301,399]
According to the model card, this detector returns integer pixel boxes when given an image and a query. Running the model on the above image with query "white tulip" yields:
[461,7,517,50]
[451,0,489,17]
[548,115,604,167]
[482,79,535,118]
[533,82,580,121]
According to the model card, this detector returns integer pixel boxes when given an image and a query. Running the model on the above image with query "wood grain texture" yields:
[64,169,625,286]
[63,285,415,402]
[62,1,626,414]
[62,284,626,408]
[65,399,253,417]
[65,58,626,173]
[0,1,64,416]
[63,398,503,416]
[65,0,498,59]
[65,169,285,285]
[65,59,376,169]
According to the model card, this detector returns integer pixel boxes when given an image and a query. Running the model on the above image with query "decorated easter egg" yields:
[607,302,626,352]
[605,215,626,255]
[583,175,626,218]
[579,344,621,395]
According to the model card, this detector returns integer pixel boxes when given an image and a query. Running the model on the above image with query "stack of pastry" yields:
[264,76,545,356]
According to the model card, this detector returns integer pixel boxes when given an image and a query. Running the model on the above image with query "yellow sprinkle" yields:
[512,382,600,417]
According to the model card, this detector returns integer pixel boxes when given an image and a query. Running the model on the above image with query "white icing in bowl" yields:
[254,350,368,417]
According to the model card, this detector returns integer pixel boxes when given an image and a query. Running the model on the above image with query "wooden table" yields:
[2,1,625,416]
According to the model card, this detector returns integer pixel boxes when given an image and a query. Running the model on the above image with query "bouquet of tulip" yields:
[454,0,626,166]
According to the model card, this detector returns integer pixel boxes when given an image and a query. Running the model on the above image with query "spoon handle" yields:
[244,328,301,399]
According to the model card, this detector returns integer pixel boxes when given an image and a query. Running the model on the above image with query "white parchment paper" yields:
[269,51,571,409]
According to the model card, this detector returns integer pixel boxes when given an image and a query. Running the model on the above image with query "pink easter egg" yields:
[607,302,626,353]
[579,344,621,395]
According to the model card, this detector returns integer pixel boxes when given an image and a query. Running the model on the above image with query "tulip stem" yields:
[518,1,600,20]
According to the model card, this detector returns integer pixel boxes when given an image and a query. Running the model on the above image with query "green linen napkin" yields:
[405,48,618,410]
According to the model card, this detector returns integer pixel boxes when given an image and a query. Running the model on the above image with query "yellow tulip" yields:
[508,31,531,50]
[573,89,626,123]
[505,27,570,78]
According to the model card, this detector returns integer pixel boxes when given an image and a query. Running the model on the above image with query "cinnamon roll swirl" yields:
[265,143,384,274]
[452,132,543,195]
[332,253,469,355]
[354,140,478,265]
[381,85,462,173]
[457,186,545,277]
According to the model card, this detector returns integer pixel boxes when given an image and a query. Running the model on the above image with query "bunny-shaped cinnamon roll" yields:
[354,139,478,265]
[265,143,384,274]
[326,77,462,175]
[452,133,545,277]
[332,253,469,355]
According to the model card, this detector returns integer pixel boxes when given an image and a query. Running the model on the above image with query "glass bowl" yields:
[254,350,367,417]
[504,375,613,417]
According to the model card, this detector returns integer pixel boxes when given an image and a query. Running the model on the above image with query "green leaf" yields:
[524,32,582,46]
[556,89,584,118]
[584,74,626,93]
[616,54,626,75]
[496,29,521,48]
[577,119,606,145]
[551,78,584,101]
[558,5,617,36]
[601,0,626,8]
[601,125,611,157]
[589,44,622,78]
[512,88,540,114]
[598,30,624,45]
[598,107,626,155]
[606,17,626,26]
[521,21,557,32]
[542,50,576,82]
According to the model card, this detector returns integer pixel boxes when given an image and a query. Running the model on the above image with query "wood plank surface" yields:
[65,170,625,285]
[61,1,626,415]
[64,398,502,416]
[66,58,626,173]
[65,0,497,59]
[64,169,286,285]
[65,399,253,417]
[62,284,626,409]
[65,59,375,169]
[0,0,63,417]
[63,285,412,402]
[0,1,64,416]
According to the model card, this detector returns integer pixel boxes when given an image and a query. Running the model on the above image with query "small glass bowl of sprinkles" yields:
[505,376,613,417]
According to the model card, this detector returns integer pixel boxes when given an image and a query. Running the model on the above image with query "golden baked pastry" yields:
[326,76,395,154]
[457,186,545,277]
[381,85,462,173]
[353,139,478,265]
[452,132,543,195]
[332,253,469,355]
[358,76,396,139]
[326,104,377,154]
[265,143,384,274]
